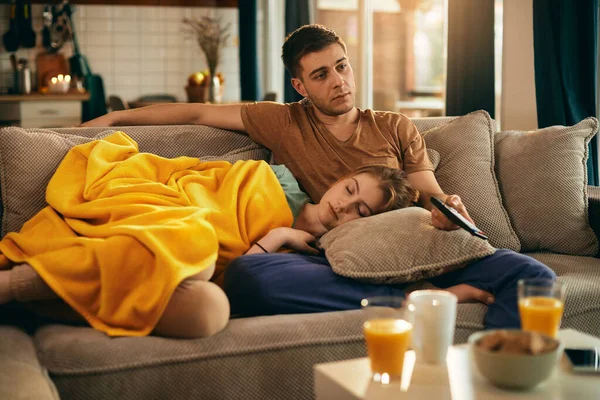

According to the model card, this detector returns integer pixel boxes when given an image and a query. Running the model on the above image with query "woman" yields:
[0,132,417,338]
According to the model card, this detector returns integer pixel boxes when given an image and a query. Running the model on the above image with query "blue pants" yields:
[223,249,556,329]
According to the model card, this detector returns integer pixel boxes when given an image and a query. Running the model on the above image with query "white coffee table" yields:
[314,329,600,399]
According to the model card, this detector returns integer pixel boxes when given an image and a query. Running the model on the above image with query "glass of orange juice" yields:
[362,296,412,383]
[518,279,565,338]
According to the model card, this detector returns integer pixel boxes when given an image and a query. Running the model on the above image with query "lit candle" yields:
[48,75,70,93]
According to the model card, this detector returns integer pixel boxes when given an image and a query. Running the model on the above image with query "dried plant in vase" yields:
[183,16,231,103]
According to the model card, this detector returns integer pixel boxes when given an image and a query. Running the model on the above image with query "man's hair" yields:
[282,24,347,79]
[347,165,419,213]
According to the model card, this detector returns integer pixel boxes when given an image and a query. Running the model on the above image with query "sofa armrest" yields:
[0,325,60,400]
[589,186,600,250]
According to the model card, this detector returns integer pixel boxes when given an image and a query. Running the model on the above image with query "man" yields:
[83,24,554,328]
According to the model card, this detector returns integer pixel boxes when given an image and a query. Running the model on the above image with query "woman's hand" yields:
[281,228,319,255]
[430,194,474,231]
[245,227,318,255]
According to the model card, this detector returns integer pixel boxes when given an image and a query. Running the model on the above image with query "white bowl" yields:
[468,329,563,390]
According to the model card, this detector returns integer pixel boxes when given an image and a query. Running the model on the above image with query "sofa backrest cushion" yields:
[421,110,521,251]
[0,125,269,236]
[495,118,599,256]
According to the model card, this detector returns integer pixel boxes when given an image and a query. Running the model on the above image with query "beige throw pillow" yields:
[494,118,599,256]
[422,110,521,251]
[319,207,497,284]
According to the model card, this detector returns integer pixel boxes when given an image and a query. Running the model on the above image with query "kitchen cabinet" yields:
[0,93,90,129]
[30,1,237,7]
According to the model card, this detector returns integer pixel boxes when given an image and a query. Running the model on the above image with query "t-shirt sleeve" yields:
[240,102,291,150]
[397,118,434,174]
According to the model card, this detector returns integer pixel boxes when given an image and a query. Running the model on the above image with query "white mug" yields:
[407,290,457,365]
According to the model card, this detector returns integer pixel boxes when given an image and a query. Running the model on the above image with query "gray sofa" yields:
[1,115,599,400]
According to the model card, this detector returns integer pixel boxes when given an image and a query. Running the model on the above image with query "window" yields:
[316,0,446,116]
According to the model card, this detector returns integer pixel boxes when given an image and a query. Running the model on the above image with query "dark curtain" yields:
[446,0,495,117]
[533,0,598,186]
[238,0,260,101]
[284,0,310,103]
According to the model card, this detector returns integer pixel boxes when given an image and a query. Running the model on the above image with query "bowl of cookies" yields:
[468,329,562,390]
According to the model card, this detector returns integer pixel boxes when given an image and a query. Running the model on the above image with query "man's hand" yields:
[430,194,474,231]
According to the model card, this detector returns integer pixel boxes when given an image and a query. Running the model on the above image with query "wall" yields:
[501,0,538,130]
[0,4,240,103]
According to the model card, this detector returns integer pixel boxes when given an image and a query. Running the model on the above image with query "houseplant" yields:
[183,15,230,103]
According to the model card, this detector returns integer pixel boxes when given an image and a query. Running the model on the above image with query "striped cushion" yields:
[495,118,599,256]
[421,110,521,250]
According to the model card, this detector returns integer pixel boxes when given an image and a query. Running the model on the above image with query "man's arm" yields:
[81,103,246,132]
[406,170,474,230]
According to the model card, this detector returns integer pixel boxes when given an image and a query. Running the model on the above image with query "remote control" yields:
[430,196,488,240]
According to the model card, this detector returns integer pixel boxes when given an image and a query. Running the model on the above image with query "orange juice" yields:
[363,318,412,377]
[519,297,564,338]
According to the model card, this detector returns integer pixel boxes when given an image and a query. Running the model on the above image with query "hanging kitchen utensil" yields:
[2,0,20,53]
[9,53,18,94]
[64,2,107,121]
[19,0,36,48]
[47,1,72,52]
[42,4,52,49]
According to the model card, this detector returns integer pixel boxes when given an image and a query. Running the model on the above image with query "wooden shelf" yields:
[0,93,91,103]
[30,0,237,7]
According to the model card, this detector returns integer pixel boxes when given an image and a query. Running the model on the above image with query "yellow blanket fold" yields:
[0,132,293,336]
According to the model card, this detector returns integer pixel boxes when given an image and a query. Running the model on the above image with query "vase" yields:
[208,76,217,103]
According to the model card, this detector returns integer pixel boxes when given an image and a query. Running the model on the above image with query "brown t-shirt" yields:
[240,100,433,202]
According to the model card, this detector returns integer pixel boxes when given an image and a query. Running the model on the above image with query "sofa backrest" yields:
[0,119,464,237]
[0,125,270,236]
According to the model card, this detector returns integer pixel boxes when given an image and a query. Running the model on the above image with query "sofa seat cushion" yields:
[0,325,59,400]
[35,307,483,400]
[0,125,269,236]
[527,252,600,338]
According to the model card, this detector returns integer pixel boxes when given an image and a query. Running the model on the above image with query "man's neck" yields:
[309,105,359,141]
[313,106,359,125]
[294,203,328,237]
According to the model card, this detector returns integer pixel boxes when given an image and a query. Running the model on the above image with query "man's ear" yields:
[291,77,307,97]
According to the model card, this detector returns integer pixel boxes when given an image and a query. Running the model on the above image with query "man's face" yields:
[292,44,356,116]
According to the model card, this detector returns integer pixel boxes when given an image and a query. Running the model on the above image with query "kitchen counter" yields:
[0,92,92,128]
[0,93,90,102]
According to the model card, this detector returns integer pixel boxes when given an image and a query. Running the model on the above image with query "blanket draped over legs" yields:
[0,132,292,336]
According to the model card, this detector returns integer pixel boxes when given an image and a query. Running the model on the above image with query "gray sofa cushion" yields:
[35,306,483,400]
[0,325,59,400]
[421,111,521,251]
[0,125,269,236]
[495,118,599,256]
[526,252,600,338]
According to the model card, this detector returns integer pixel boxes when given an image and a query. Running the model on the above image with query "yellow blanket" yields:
[0,132,293,336]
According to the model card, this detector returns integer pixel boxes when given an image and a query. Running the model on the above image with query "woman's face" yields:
[317,173,386,230]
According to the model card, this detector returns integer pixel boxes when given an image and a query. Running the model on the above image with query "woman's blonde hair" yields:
[345,165,419,213]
